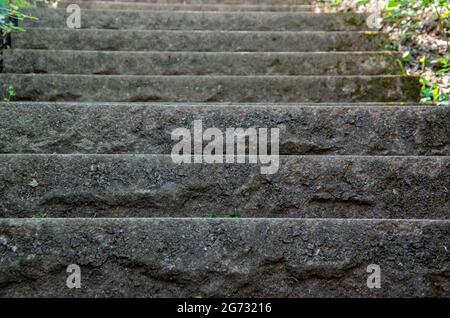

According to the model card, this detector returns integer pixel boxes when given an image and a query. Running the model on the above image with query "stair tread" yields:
[0,218,448,297]
[24,8,367,31]
[3,50,401,75]
[11,29,389,52]
[55,1,315,11]
[1,102,448,155]
[0,74,420,103]
[0,154,448,219]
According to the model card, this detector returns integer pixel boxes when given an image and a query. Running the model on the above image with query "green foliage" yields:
[385,0,450,16]
[431,56,450,73]
[420,77,450,105]
[329,0,344,7]
[402,51,413,62]
[0,0,36,33]
[351,0,450,42]
[396,58,407,74]
[330,0,449,106]
[3,85,16,102]
[32,213,46,220]
[384,43,398,51]
[420,55,428,68]
[384,0,450,38]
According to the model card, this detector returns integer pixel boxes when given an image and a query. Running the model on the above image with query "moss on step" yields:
[270,58,282,67]
[401,76,422,100]
[329,39,354,51]
[281,85,295,93]
[366,76,421,101]
[345,13,365,26]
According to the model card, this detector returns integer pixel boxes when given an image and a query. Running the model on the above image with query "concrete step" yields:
[55,1,314,11]
[0,155,448,218]
[0,218,448,297]
[3,50,401,75]
[0,74,420,102]
[1,103,448,156]
[11,29,389,52]
[24,9,367,31]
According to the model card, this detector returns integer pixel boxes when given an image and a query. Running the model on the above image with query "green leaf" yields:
[402,51,412,62]
[229,212,241,218]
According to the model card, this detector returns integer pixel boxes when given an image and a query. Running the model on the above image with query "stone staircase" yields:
[0,0,449,297]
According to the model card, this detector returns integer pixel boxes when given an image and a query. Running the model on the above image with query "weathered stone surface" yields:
[82,0,314,4]
[11,29,389,52]
[54,1,314,11]
[0,103,448,155]
[0,74,420,102]
[4,50,401,75]
[0,155,448,218]
[1,0,447,299]
[24,9,366,31]
[0,218,448,297]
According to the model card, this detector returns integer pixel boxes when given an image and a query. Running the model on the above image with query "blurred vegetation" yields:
[320,0,450,105]
[0,0,36,33]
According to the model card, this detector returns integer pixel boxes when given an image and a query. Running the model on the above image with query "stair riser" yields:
[0,219,448,297]
[3,51,401,76]
[24,9,367,31]
[1,103,448,156]
[0,75,420,102]
[0,155,448,218]
[12,29,388,52]
[55,2,314,11]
